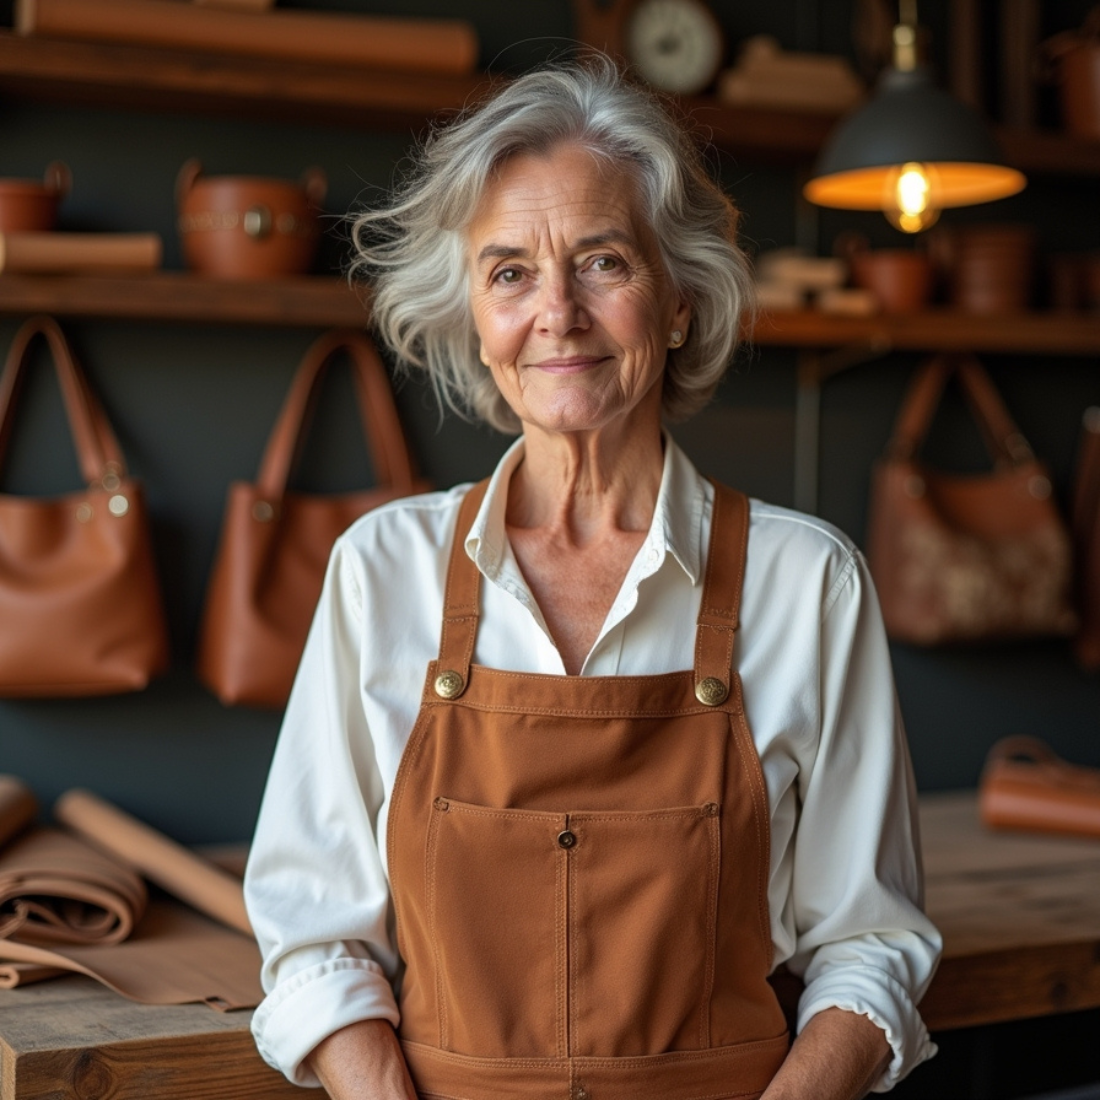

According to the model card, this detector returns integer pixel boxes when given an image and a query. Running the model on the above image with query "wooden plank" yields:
[0,272,369,327]
[752,307,1100,356]
[918,791,1100,1030]
[919,940,1100,1032]
[0,976,304,1100]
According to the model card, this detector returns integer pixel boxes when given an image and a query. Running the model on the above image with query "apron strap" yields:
[693,482,749,705]
[435,478,491,696]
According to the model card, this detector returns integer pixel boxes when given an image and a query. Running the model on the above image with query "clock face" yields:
[625,0,724,95]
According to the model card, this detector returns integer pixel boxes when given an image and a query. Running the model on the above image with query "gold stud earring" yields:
[669,330,685,348]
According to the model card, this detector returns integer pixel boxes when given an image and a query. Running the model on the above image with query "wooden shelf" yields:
[2,31,1099,174]
[3,271,1098,353]
[0,272,368,327]
[754,307,1100,357]
[0,30,489,131]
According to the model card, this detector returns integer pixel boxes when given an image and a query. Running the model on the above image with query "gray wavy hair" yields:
[351,55,753,435]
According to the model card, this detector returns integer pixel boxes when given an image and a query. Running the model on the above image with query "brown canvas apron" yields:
[388,480,790,1100]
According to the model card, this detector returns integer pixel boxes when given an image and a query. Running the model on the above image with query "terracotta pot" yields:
[1059,42,1100,140]
[931,224,1036,315]
[849,249,933,313]
[176,159,326,279]
[0,162,71,233]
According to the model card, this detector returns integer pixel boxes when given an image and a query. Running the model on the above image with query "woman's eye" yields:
[495,267,523,285]
[592,256,618,272]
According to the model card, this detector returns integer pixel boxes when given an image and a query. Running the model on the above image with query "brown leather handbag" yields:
[866,354,1077,645]
[0,316,170,696]
[979,736,1100,839]
[1071,407,1100,669]
[196,328,428,708]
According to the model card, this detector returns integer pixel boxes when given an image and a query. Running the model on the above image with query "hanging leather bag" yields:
[196,328,428,709]
[0,316,169,696]
[1071,406,1100,669]
[866,354,1077,645]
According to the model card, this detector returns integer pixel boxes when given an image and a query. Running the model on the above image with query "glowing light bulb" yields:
[884,162,941,233]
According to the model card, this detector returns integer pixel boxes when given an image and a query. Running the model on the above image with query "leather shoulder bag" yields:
[196,328,429,709]
[0,316,169,696]
[866,354,1077,645]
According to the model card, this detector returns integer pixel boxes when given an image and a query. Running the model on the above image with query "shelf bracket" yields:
[793,336,893,514]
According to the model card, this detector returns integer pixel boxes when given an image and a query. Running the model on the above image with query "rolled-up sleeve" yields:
[787,551,941,1092]
[244,539,400,1088]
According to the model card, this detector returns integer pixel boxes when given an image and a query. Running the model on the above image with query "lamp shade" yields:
[803,66,1026,212]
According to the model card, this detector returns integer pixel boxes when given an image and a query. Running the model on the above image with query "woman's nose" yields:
[537,275,589,335]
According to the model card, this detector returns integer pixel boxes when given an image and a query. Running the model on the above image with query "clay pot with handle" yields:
[838,233,933,313]
[0,162,71,233]
[176,159,327,279]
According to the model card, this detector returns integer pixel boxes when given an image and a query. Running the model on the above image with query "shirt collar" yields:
[465,432,707,588]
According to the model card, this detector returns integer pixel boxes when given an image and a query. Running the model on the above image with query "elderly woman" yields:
[244,59,941,1100]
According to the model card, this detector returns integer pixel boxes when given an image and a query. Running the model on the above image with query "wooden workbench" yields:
[918,789,1100,1032]
[2,791,1100,1099]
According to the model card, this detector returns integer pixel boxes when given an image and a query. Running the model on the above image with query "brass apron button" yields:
[557,829,577,849]
[695,677,728,706]
[434,670,465,699]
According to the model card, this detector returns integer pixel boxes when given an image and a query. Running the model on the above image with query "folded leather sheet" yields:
[0,827,146,946]
[0,779,262,1009]
[0,775,38,847]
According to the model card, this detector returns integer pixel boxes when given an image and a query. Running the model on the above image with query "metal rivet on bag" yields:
[904,475,925,498]
[252,501,275,522]
[242,204,273,239]
[107,494,129,517]
[1028,476,1051,500]
[434,670,465,699]
[695,677,728,706]
[557,830,577,849]
[75,502,93,523]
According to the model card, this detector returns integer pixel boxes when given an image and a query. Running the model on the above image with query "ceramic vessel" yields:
[176,159,326,279]
[0,162,71,233]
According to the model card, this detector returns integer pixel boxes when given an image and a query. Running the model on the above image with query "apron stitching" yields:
[425,801,448,1050]
[700,809,721,1048]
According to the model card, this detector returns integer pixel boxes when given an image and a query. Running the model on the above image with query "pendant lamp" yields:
[803,2,1026,232]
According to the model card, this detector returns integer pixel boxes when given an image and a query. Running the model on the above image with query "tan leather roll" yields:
[0,231,162,274]
[53,789,252,937]
[0,827,147,946]
[16,0,478,75]
[0,776,37,848]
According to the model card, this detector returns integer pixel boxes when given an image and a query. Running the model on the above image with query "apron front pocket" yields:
[426,797,566,1058]
[426,797,722,1062]
[567,803,722,1057]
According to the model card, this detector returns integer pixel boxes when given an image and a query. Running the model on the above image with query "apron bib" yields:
[388,480,789,1100]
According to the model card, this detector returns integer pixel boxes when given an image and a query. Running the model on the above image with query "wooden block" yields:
[0,976,303,1099]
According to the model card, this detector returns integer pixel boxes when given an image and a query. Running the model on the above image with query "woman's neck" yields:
[507,421,665,543]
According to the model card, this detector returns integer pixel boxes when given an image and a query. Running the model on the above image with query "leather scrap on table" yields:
[0,775,262,1010]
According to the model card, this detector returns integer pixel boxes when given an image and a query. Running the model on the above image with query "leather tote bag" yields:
[196,328,428,709]
[1071,406,1100,669]
[866,354,1077,645]
[0,316,169,696]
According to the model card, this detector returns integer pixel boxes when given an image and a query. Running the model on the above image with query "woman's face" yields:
[467,143,690,439]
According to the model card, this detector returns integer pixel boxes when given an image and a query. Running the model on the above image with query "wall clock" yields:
[623,0,725,94]
[571,0,725,96]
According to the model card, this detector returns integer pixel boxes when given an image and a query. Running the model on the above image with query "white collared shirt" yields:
[245,436,941,1091]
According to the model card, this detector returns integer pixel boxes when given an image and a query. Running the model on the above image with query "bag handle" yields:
[886,353,1036,469]
[0,316,127,489]
[255,328,418,502]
